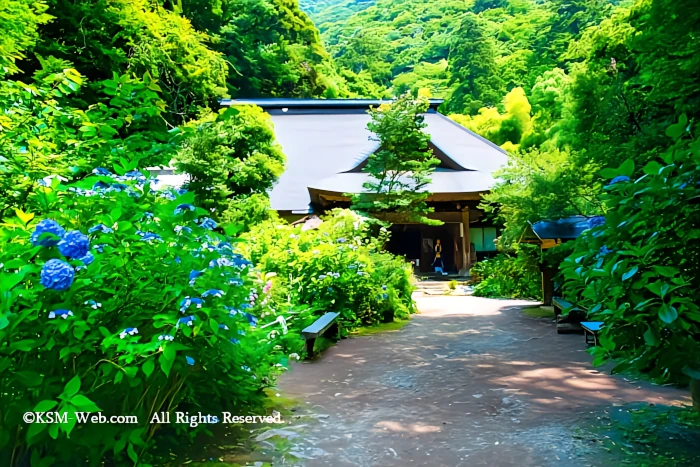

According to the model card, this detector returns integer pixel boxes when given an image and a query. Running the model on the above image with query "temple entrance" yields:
[386,224,458,273]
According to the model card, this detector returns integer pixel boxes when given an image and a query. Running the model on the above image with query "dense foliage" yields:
[471,244,541,300]
[240,209,417,329]
[174,105,285,227]
[0,171,298,464]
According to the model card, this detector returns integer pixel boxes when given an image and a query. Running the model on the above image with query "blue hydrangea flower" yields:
[230,338,240,344]
[142,212,154,220]
[209,257,234,268]
[382,293,388,299]
[357,271,366,276]
[599,246,613,255]
[244,312,258,327]
[240,303,252,310]
[124,170,144,180]
[337,237,347,243]
[49,309,73,319]
[158,334,174,341]
[229,277,243,286]
[58,230,90,259]
[202,289,224,298]
[225,306,239,316]
[330,272,340,278]
[178,315,196,327]
[119,327,138,339]
[174,204,195,215]
[318,274,327,280]
[88,224,113,234]
[174,256,181,264]
[327,287,334,293]
[219,323,229,331]
[140,232,163,243]
[174,225,192,235]
[382,285,387,290]
[92,180,110,191]
[31,219,66,247]
[84,300,101,309]
[160,191,176,201]
[185,356,195,366]
[180,297,204,313]
[78,252,94,266]
[241,366,251,372]
[111,183,128,192]
[197,217,217,230]
[40,259,75,291]
[93,244,107,253]
[189,270,204,285]
[238,329,246,336]
[176,188,188,195]
[587,216,606,229]
[92,167,112,176]
[216,242,233,252]
[610,175,630,185]
[348,264,357,269]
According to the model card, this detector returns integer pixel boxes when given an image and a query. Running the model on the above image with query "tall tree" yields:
[351,94,440,224]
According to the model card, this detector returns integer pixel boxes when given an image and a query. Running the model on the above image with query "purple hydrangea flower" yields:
[174,204,195,215]
[40,259,75,291]
[31,219,66,247]
[610,175,630,185]
[587,216,606,229]
[48,309,73,319]
[197,217,217,230]
[88,224,113,234]
[58,230,90,258]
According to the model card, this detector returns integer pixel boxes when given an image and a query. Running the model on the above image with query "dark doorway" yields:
[387,225,421,263]
[420,225,456,273]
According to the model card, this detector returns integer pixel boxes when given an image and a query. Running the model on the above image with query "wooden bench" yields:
[581,321,604,346]
[552,297,587,334]
[301,312,339,358]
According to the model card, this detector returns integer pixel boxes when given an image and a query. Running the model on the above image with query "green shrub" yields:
[471,244,542,300]
[239,209,417,331]
[0,167,297,465]
[560,123,700,384]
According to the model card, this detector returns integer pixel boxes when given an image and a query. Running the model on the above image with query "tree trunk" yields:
[691,378,700,412]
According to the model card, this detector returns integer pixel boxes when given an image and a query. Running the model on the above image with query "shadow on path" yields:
[276,295,690,466]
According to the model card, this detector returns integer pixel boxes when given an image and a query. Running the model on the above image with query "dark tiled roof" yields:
[530,216,589,240]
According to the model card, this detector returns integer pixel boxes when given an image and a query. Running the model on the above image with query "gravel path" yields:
[276,294,688,466]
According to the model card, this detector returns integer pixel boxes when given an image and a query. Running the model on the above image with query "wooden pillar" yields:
[459,207,471,276]
[541,265,555,306]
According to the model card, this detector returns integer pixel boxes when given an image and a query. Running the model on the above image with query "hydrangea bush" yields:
[559,122,700,385]
[0,167,297,465]
[239,209,417,332]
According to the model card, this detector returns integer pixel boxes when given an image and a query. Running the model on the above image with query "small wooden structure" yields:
[302,312,339,358]
[522,216,589,306]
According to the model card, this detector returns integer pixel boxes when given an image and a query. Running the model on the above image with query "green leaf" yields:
[652,266,678,277]
[16,370,43,387]
[682,365,700,380]
[599,168,618,179]
[26,421,47,444]
[142,359,155,378]
[33,400,58,412]
[621,266,638,281]
[618,159,634,177]
[62,375,81,399]
[643,328,657,346]
[14,208,34,224]
[642,161,662,175]
[71,394,101,412]
[658,304,678,324]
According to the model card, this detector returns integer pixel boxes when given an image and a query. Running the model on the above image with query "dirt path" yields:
[276,295,689,466]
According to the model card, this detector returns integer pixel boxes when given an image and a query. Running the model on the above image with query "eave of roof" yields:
[222,98,444,113]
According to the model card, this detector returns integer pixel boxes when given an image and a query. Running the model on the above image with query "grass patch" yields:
[351,318,411,336]
[523,306,554,319]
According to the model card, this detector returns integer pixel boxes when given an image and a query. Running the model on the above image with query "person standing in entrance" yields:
[433,239,447,275]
